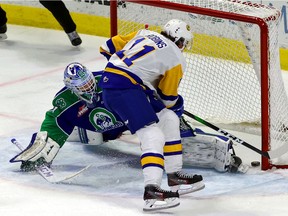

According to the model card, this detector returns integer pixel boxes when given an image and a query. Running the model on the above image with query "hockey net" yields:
[110,0,288,170]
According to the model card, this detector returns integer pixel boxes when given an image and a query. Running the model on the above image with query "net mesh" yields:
[114,0,288,166]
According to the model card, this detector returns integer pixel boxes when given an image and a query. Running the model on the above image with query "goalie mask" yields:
[64,62,97,104]
[162,19,193,51]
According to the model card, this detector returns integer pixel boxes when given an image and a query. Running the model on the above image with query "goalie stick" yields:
[183,110,288,159]
[11,138,91,183]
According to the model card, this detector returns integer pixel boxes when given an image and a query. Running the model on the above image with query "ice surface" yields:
[1,25,288,216]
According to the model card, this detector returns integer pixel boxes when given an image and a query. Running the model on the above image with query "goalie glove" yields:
[10,131,60,164]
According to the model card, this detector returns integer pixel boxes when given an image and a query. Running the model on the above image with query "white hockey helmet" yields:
[162,19,193,51]
[64,62,97,104]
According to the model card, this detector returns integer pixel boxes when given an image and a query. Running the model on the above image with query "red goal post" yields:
[109,0,288,170]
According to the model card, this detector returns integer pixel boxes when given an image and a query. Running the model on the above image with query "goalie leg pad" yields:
[10,131,60,163]
[182,133,233,172]
[213,138,233,172]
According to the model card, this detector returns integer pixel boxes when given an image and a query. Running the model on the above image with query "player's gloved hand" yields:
[168,95,184,117]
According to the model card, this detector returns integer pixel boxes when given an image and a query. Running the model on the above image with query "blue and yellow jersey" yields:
[100,29,186,108]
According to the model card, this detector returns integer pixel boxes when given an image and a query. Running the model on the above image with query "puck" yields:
[251,161,260,167]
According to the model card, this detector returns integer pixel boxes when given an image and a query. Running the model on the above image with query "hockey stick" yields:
[11,138,91,183]
[183,110,288,159]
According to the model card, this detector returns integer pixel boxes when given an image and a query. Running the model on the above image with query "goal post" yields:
[110,0,288,170]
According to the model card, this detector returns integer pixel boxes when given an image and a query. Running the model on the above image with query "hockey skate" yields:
[167,171,205,195]
[67,31,82,46]
[0,24,7,40]
[143,184,180,211]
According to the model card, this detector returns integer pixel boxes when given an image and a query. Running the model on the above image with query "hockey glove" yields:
[10,131,60,164]
[168,95,184,117]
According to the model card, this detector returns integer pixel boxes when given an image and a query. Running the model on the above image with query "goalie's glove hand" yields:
[10,131,60,164]
[20,157,51,172]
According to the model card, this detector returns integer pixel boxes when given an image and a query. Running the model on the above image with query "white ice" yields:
[1,25,288,216]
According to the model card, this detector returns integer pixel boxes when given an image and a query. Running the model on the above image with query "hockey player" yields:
[10,62,129,171]
[0,1,81,46]
[9,62,246,176]
[10,61,246,211]
[99,19,204,211]
[0,5,7,40]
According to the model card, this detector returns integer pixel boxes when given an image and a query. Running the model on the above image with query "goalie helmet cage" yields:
[109,0,288,170]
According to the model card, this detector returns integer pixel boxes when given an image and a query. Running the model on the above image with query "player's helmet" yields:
[63,62,97,104]
[162,19,193,51]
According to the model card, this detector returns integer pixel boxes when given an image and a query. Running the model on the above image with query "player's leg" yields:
[0,6,7,40]
[157,108,204,195]
[39,0,82,46]
[102,88,180,210]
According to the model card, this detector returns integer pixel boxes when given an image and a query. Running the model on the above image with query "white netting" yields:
[114,0,288,166]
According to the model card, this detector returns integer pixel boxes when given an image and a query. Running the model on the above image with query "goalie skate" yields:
[167,171,205,195]
[143,184,180,212]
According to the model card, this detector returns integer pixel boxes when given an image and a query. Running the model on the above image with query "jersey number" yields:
[116,38,155,67]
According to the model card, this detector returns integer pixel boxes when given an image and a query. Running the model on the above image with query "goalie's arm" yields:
[40,107,73,147]
[10,89,79,164]
[9,109,73,164]
[40,87,82,146]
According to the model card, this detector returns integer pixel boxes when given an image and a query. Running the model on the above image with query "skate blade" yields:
[171,181,205,196]
[143,197,180,212]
